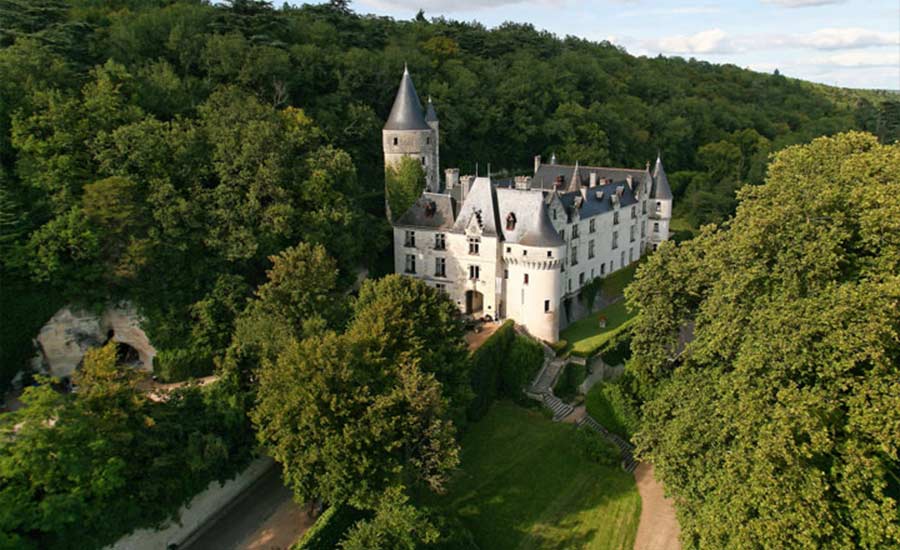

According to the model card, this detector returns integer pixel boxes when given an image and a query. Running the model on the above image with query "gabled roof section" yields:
[452,177,501,237]
[533,162,650,193]
[425,97,438,123]
[384,66,430,131]
[394,192,456,229]
[651,155,673,200]
[496,188,564,247]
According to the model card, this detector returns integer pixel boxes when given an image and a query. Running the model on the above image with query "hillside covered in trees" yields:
[1,0,897,392]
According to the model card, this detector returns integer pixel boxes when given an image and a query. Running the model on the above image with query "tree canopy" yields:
[626,132,900,549]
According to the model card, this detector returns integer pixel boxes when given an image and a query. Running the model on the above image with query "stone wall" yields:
[34,303,156,379]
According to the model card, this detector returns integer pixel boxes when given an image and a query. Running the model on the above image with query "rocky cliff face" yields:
[34,304,156,379]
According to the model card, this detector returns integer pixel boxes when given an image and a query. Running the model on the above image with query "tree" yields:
[339,486,439,549]
[385,156,425,222]
[627,132,900,549]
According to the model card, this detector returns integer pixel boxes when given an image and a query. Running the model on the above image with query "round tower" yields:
[650,154,673,248]
[383,66,438,196]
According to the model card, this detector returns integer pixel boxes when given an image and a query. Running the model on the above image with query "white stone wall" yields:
[503,243,564,342]
[650,198,672,246]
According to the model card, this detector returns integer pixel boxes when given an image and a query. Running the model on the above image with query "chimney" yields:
[534,155,541,174]
[460,175,475,201]
[550,152,557,165]
[445,168,459,189]
[515,176,532,190]
[626,175,633,190]
[589,172,597,187]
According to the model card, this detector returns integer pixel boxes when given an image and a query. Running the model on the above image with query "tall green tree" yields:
[385,156,425,221]
[627,132,900,549]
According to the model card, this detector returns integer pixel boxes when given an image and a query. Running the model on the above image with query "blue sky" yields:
[338,0,899,90]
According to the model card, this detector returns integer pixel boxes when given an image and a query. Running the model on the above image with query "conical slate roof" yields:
[384,66,430,131]
[425,97,438,122]
[651,154,673,200]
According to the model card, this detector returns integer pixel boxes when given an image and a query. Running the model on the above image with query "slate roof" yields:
[425,97,438,122]
[384,66,430,131]
[533,163,651,193]
[394,193,456,229]
[495,188,564,247]
[651,155,673,200]
[452,177,501,236]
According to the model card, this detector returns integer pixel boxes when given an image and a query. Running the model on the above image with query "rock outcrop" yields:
[34,304,156,379]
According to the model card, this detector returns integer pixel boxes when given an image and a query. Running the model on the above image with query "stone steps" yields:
[542,393,574,421]
[577,415,638,473]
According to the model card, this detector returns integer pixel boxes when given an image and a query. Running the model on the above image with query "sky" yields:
[338,0,900,90]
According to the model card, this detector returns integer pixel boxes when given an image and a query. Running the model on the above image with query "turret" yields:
[383,66,439,209]
[650,154,673,247]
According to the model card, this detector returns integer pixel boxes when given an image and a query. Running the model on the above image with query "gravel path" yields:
[633,463,681,550]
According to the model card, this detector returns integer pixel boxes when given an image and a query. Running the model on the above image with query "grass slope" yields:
[429,402,641,550]
[561,300,638,357]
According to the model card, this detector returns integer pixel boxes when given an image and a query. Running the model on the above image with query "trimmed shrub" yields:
[293,503,369,550]
[585,381,641,439]
[549,339,568,356]
[575,427,620,467]
[500,335,544,401]
[467,321,515,420]
[152,347,214,382]
[553,362,586,401]
[599,328,633,366]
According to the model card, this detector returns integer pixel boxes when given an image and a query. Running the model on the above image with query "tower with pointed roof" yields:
[383,66,439,212]
[649,154,673,249]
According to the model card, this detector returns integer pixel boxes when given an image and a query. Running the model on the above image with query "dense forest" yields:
[1,0,897,391]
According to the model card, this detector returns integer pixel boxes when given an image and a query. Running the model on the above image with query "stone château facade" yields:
[387,69,672,343]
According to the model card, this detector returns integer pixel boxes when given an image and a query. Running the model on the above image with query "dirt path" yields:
[633,463,681,550]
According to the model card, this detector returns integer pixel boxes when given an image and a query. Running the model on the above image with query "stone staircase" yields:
[577,415,638,473]
[542,393,574,421]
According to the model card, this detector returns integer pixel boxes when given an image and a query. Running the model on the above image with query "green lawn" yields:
[426,402,641,550]
[599,262,639,300]
[561,300,638,357]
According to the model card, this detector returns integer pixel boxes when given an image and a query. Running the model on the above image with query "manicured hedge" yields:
[292,503,369,550]
[599,328,633,366]
[585,381,641,439]
[553,362,587,401]
[467,322,544,420]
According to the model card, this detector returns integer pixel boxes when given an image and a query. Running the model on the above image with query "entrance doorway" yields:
[465,290,484,316]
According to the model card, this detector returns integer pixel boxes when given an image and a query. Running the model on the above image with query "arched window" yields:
[506,212,517,230]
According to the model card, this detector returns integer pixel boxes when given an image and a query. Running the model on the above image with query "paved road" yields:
[183,465,313,550]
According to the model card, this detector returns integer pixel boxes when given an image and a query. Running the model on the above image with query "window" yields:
[393,137,398,146]
[436,283,446,292]
[544,300,550,313]
[613,211,620,225]
[620,251,625,267]
[609,261,614,273]
[588,240,595,259]
[571,245,578,266]
[568,279,572,292]
[524,273,529,285]
[653,222,659,233]
[579,272,585,285]
[630,225,636,242]
[426,137,430,145]
[656,201,662,213]
[591,268,595,278]
[612,231,619,250]
[506,246,511,253]
[506,212,517,230]
[434,233,445,250]
[552,209,557,220]
[641,222,646,238]
[589,219,596,233]
[421,157,426,165]
[435,257,446,277]
[642,201,647,214]
[560,229,565,241]
[572,224,580,238]
[546,250,552,258]
[504,269,509,279]
[600,263,606,275]
[631,206,637,219]
[405,254,416,274]
[404,230,415,247]
[468,265,480,280]
[468,237,480,255]
[629,248,634,263]
[523,250,528,256]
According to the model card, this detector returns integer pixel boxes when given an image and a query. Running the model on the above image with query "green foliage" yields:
[580,276,602,311]
[152,347,214,383]
[0,276,64,392]
[0,344,255,549]
[598,327,633,366]
[466,320,515,420]
[561,300,638,357]
[500,335,544,399]
[553,362,586,402]
[549,339,568,356]
[628,132,900,548]
[585,380,641,439]
[385,156,425,221]
[339,486,439,549]
[293,504,369,550]
[575,426,621,467]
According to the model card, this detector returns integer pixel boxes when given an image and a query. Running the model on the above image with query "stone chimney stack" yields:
[460,175,475,201]
[515,176,532,190]
[445,168,459,190]
[589,172,597,187]
[534,155,541,174]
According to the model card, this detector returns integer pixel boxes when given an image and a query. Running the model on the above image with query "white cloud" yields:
[792,28,899,50]
[812,50,900,67]
[652,28,733,54]
[617,5,721,18]
[761,0,845,7]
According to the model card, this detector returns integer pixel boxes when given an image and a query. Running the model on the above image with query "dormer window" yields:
[424,201,436,218]
[506,212,517,231]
